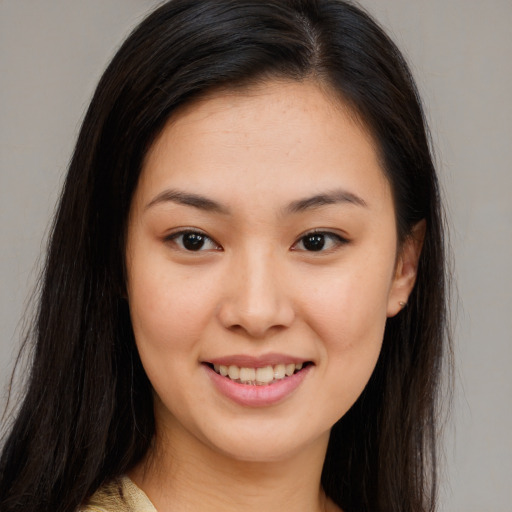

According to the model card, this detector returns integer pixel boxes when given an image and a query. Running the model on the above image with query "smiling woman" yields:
[126,80,411,470]
[0,2,449,512]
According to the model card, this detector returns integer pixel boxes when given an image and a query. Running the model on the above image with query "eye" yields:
[292,231,348,252]
[166,230,221,252]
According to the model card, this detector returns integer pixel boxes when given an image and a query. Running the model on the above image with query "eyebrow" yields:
[145,189,230,214]
[284,189,368,214]
[145,187,367,215]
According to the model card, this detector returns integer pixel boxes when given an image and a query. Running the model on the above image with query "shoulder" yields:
[79,475,157,512]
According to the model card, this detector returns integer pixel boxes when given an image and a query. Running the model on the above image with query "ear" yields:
[387,220,426,317]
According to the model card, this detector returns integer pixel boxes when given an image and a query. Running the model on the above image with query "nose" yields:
[216,249,295,338]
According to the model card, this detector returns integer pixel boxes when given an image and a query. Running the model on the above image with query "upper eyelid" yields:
[294,229,349,242]
[165,229,222,249]
[290,231,349,251]
[164,227,211,240]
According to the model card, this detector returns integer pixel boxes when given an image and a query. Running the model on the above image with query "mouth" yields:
[205,361,313,386]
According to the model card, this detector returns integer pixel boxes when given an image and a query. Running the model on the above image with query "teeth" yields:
[256,366,274,384]
[228,365,240,380]
[212,362,306,385]
[239,367,256,382]
[274,364,286,380]
[285,363,295,377]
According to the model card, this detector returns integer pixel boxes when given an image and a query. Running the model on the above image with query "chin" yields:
[192,414,333,465]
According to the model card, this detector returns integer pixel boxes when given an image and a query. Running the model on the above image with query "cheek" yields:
[127,266,217,425]
[127,259,216,368]
[297,260,392,408]
[302,259,392,346]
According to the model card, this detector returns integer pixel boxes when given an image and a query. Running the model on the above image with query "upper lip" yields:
[204,353,312,368]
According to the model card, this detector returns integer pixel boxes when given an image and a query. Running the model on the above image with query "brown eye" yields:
[182,232,206,251]
[302,234,326,251]
[293,231,348,252]
[167,231,220,252]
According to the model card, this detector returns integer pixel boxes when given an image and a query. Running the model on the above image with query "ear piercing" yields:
[399,301,407,308]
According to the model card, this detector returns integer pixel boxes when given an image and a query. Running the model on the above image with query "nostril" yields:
[216,286,295,337]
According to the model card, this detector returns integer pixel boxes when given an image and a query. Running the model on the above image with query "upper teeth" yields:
[213,363,304,385]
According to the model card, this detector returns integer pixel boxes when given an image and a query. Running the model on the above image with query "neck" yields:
[130,423,336,512]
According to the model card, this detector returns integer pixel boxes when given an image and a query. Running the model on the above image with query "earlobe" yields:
[387,220,426,317]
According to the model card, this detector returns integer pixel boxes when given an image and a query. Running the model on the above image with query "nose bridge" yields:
[218,245,294,337]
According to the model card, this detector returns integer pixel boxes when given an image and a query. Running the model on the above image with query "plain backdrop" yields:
[1,1,511,510]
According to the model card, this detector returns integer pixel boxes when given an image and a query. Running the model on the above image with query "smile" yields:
[211,362,308,386]
[205,359,313,407]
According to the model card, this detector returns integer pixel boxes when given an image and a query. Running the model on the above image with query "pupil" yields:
[303,234,325,251]
[183,233,205,251]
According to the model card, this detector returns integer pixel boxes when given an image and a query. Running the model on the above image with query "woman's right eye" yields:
[166,231,221,252]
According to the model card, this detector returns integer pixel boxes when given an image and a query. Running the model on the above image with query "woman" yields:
[0,1,450,511]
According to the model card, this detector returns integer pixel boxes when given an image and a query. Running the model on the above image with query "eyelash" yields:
[165,230,221,252]
[165,229,349,253]
[291,230,349,253]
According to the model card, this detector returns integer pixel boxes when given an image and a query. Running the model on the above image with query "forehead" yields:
[138,80,391,212]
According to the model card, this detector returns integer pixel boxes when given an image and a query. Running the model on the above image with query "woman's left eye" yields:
[166,231,220,252]
[292,231,348,252]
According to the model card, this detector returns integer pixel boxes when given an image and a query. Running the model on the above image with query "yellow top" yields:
[79,476,157,512]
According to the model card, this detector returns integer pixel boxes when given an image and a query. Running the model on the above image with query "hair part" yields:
[1,2,450,511]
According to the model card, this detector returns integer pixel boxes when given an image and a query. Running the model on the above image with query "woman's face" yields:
[126,80,416,462]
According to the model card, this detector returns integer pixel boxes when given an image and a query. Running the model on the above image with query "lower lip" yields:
[204,364,312,407]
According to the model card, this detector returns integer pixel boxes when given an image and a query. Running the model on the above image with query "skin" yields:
[126,80,423,512]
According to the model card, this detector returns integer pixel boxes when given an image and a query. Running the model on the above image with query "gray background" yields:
[1,1,511,510]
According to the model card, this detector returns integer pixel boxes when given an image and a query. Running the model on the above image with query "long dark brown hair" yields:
[0,1,450,511]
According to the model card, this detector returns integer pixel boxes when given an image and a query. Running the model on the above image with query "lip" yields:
[206,353,309,368]
[203,361,312,407]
